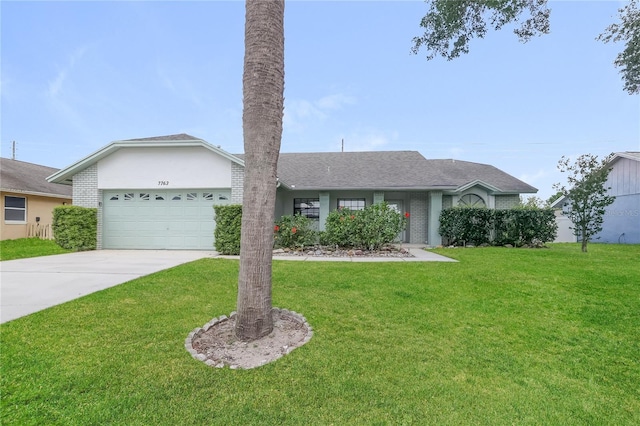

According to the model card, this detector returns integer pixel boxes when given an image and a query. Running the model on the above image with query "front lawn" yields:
[1,244,638,424]
[0,238,70,261]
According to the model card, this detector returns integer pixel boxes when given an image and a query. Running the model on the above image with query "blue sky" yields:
[1,0,638,201]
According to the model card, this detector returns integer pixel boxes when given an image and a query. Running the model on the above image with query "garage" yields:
[102,189,231,249]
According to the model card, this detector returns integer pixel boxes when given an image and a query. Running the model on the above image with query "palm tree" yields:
[235,0,285,341]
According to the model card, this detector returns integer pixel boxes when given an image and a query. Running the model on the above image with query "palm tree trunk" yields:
[235,0,285,341]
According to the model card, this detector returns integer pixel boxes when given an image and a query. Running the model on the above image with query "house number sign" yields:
[158,181,169,186]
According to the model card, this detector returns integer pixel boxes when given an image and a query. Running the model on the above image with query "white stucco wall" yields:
[97,146,232,189]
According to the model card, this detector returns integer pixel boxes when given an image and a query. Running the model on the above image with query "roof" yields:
[270,151,537,193]
[611,151,640,163]
[1,158,72,198]
[47,134,244,185]
[47,133,536,194]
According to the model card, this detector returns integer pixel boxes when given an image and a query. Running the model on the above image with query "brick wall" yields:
[409,192,428,244]
[495,194,520,209]
[231,163,244,204]
[71,164,102,248]
[72,164,99,207]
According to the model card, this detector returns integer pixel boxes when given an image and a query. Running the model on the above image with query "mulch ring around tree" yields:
[186,308,312,370]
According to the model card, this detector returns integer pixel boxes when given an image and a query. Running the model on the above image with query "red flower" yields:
[274,225,280,232]
[404,212,410,218]
[350,215,355,220]
[291,227,297,234]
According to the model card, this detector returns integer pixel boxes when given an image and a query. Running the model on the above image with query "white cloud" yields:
[316,93,356,110]
[518,168,549,185]
[284,92,357,133]
[340,128,398,152]
[47,46,88,98]
[156,66,205,107]
[448,147,464,157]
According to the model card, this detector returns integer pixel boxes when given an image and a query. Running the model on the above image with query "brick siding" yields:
[231,163,244,204]
[409,192,428,244]
[72,164,99,207]
[495,194,520,209]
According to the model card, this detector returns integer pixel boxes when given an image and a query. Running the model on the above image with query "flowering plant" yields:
[273,214,316,248]
[321,202,407,250]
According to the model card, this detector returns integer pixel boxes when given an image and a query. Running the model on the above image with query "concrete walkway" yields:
[1,246,454,324]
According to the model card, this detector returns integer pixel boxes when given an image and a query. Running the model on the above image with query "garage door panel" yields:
[103,189,230,249]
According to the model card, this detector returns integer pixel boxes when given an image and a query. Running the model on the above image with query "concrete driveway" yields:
[0,250,215,324]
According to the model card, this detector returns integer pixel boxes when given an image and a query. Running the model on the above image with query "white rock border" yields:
[185,308,313,369]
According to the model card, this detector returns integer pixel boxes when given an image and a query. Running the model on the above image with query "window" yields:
[109,194,119,201]
[4,196,26,222]
[294,198,320,219]
[172,194,182,201]
[186,192,198,201]
[124,193,135,201]
[203,193,214,201]
[338,198,365,211]
[155,194,165,201]
[458,194,486,208]
[139,193,150,201]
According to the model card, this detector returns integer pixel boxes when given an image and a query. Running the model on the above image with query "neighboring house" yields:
[1,158,73,240]
[47,134,537,250]
[551,151,640,244]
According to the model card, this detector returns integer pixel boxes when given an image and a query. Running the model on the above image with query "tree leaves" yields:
[597,0,640,95]
[412,0,550,60]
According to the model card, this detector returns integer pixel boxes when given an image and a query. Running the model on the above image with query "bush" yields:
[493,208,558,246]
[274,214,317,249]
[322,209,360,248]
[52,206,97,250]
[440,207,558,247]
[214,205,242,255]
[439,207,493,246]
[323,202,407,250]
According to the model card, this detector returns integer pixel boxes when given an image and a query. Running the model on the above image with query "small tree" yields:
[554,154,615,252]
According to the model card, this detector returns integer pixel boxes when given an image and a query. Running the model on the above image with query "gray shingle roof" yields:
[121,133,202,142]
[1,158,72,197]
[263,151,536,193]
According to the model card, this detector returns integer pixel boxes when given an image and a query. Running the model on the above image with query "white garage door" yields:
[102,189,231,249]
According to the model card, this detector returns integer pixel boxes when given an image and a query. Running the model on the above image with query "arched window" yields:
[458,194,486,207]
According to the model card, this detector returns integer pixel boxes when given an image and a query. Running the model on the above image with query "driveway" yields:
[0,250,215,324]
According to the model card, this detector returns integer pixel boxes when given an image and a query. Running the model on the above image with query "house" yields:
[1,158,73,240]
[47,134,537,250]
[552,152,639,244]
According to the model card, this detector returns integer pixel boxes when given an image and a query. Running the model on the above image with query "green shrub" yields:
[322,208,360,248]
[52,206,97,251]
[440,207,558,247]
[214,204,242,255]
[274,214,317,249]
[323,202,407,250]
[439,207,493,246]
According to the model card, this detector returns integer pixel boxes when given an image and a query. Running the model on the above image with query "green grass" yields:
[1,244,638,425]
[0,238,70,261]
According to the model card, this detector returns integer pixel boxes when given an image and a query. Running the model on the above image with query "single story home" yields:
[1,158,73,240]
[551,151,640,244]
[47,134,537,250]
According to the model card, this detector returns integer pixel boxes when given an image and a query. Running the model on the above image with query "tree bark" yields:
[235,0,285,341]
